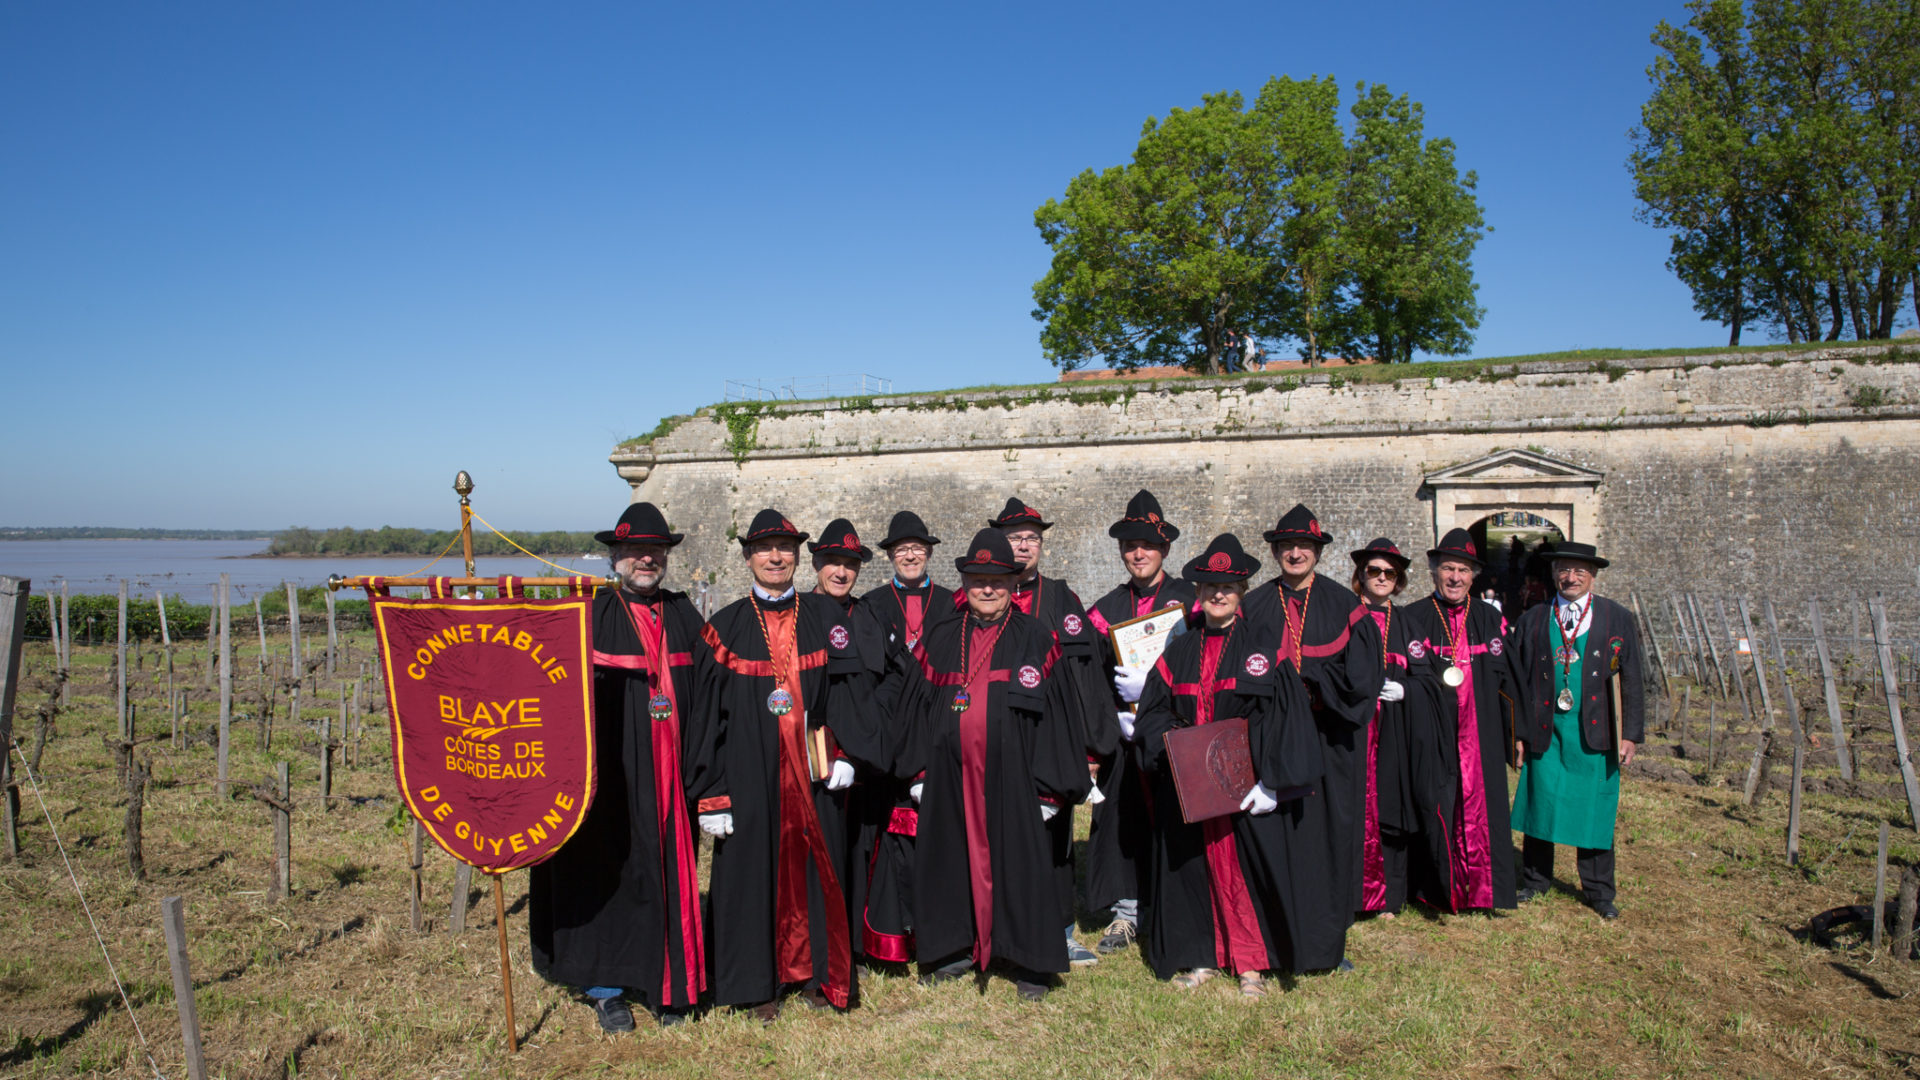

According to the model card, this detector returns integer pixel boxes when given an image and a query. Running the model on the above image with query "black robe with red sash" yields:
[1359,599,1415,916]
[897,609,1092,975]
[1399,594,1519,912]
[1134,619,1322,978]
[529,587,709,1010]
[851,578,955,962]
[1085,574,1198,917]
[689,590,884,1007]
[1242,572,1384,965]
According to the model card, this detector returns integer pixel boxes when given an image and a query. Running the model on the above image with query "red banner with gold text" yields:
[371,594,596,873]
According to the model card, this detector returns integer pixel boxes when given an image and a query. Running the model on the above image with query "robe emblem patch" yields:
[1488,637,1503,656]
[1017,665,1042,688]
[1408,639,1427,660]
[828,625,850,649]
[1062,614,1083,636]
[1244,653,1270,677]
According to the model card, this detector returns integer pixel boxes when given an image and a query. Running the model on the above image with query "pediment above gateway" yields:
[1424,448,1603,488]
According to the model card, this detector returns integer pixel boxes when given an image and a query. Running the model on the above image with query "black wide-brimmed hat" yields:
[988,497,1052,532]
[878,510,940,550]
[954,529,1022,575]
[808,518,873,563]
[1427,527,1484,568]
[1109,489,1180,543]
[1544,541,1609,570]
[595,502,684,547]
[739,508,809,547]
[1350,536,1411,571]
[1262,503,1329,545]
[1183,533,1261,583]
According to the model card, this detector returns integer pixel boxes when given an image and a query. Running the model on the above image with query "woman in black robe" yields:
[1135,534,1323,998]
[1348,537,1418,918]
[897,529,1092,1001]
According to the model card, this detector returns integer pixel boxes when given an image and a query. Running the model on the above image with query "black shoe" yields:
[655,1008,687,1028]
[743,1001,780,1025]
[1588,899,1620,920]
[918,958,973,987]
[1334,958,1355,974]
[798,986,835,1011]
[592,996,636,1033]
[1515,886,1543,904]
[1014,977,1049,1002]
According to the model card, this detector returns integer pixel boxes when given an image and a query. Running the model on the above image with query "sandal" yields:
[1238,972,1267,999]
[1171,968,1216,990]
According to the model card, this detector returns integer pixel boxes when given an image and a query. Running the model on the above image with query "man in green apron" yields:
[1506,542,1643,920]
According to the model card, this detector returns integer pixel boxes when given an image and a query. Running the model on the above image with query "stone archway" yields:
[1422,448,1604,549]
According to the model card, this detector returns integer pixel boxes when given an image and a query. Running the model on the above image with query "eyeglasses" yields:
[1363,565,1399,579]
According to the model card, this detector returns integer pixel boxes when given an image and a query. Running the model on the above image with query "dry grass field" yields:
[3,627,1918,1080]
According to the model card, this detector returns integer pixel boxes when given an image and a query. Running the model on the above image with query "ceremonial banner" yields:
[372,593,596,872]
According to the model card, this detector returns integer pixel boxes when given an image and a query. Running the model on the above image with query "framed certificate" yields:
[1108,603,1190,670]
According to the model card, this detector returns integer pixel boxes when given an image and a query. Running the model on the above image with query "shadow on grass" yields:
[0,989,132,1067]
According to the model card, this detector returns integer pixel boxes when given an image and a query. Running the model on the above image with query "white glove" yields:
[909,782,923,805]
[1239,783,1278,816]
[824,759,856,791]
[1040,802,1059,822]
[698,812,734,838]
[1116,710,1137,741]
[1113,664,1149,705]
[1084,783,1106,807]
[1378,679,1405,703]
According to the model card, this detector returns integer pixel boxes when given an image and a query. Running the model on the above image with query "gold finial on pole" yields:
[455,471,477,593]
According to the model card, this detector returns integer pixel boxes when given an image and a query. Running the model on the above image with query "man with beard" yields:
[1134,533,1322,997]
[991,496,1108,966]
[1399,528,1520,913]
[689,509,884,1018]
[529,502,709,1031]
[1241,504,1383,972]
[854,511,954,965]
[1086,489,1195,955]
[1508,542,1642,920]
[1348,537,1417,919]
[897,529,1092,1000]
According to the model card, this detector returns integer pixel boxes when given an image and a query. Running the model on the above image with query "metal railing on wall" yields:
[723,375,893,402]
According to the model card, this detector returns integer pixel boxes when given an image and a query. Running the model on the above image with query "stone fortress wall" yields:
[609,346,1920,634]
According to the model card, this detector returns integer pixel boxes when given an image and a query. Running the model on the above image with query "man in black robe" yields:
[991,496,1109,966]
[804,518,909,965]
[853,511,954,964]
[529,502,709,1031]
[1135,534,1323,997]
[898,529,1092,1001]
[1241,503,1383,972]
[1086,489,1195,954]
[1398,527,1520,913]
[688,509,884,1018]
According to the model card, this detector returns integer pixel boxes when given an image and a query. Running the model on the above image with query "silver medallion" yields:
[1442,665,1466,688]
[1556,687,1575,712]
[767,687,794,716]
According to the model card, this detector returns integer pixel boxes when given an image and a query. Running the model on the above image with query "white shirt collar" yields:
[751,583,796,603]
[1554,593,1593,634]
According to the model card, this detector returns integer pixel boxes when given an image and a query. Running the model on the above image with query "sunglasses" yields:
[1362,565,1401,579]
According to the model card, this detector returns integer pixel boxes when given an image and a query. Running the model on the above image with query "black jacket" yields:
[1508,595,1644,755]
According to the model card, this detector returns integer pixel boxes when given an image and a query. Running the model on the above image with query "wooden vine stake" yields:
[493,872,519,1052]
[1868,596,1920,832]
[1809,598,1854,781]
[159,896,210,1080]
[0,576,30,858]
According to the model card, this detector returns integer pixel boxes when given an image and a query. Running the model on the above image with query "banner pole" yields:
[492,872,519,1053]
[454,471,477,596]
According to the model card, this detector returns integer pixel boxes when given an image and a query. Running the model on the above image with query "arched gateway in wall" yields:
[1421,448,1604,550]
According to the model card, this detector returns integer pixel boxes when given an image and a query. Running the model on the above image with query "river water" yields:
[0,540,612,600]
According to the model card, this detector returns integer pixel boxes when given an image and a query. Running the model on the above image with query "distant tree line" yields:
[1631,0,1920,345]
[267,526,599,557]
[1031,76,1488,373]
[23,587,368,644]
[0,527,272,541]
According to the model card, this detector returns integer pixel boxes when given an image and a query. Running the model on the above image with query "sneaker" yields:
[1065,936,1099,966]
[592,995,636,1033]
[1096,918,1137,955]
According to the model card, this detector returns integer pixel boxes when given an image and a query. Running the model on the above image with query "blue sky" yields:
[1,2,1767,530]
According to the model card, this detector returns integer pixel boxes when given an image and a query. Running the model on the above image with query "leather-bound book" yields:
[805,723,839,782]
[1164,718,1257,824]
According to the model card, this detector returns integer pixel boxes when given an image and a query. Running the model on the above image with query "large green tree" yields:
[1032,76,1486,371]
[1631,0,1920,344]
